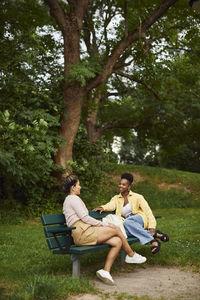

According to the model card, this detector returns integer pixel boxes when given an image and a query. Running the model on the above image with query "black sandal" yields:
[154,230,169,242]
[151,239,161,255]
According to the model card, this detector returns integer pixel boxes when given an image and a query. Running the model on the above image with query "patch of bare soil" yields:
[68,266,200,300]
[68,295,113,300]
[132,172,145,184]
[158,182,190,193]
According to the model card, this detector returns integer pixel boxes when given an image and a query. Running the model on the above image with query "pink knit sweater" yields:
[63,195,106,227]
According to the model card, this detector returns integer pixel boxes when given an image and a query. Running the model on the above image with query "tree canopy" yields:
[0,0,200,212]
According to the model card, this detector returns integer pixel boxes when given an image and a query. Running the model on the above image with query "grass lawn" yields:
[0,207,199,300]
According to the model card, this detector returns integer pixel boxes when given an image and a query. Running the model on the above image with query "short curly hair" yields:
[63,175,78,195]
[121,173,134,185]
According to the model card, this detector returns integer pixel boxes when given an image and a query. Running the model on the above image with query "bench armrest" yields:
[51,227,76,254]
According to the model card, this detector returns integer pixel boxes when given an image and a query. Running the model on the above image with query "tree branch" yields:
[86,0,179,91]
[44,0,67,34]
[143,24,184,55]
[114,71,161,100]
[124,0,128,37]
[191,91,200,99]
[100,122,140,134]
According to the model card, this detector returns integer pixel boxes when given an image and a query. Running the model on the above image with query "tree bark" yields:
[85,91,103,143]
[45,0,89,167]
[55,86,85,168]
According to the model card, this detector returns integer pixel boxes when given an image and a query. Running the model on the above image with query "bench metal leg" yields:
[70,254,80,277]
[121,249,126,264]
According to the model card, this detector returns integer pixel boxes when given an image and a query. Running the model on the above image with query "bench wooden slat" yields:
[41,213,66,226]
[88,210,115,219]
[44,225,76,238]
[41,211,115,226]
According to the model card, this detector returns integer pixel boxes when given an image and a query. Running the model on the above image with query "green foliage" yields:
[0,106,64,215]
[112,50,200,172]
[0,0,65,215]
[68,58,102,87]
[119,131,159,166]
[0,110,59,182]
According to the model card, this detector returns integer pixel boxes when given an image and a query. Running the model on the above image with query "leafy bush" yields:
[0,108,64,216]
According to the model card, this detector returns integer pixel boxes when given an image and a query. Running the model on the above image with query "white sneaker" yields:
[125,252,147,264]
[96,269,115,285]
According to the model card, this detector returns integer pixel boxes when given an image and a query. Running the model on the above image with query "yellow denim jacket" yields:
[101,191,156,229]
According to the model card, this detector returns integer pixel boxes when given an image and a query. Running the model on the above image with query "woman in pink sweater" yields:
[63,175,146,285]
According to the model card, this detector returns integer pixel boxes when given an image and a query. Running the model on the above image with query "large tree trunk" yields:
[86,118,102,143]
[45,0,89,167]
[85,91,102,143]
[55,86,85,168]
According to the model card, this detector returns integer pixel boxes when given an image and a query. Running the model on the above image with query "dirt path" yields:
[68,266,200,300]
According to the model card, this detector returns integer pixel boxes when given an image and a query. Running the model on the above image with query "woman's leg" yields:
[97,226,134,257]
[96,226,146,284]
[96,235,122,285]
[102,236,122,272]
[124,215,153,245]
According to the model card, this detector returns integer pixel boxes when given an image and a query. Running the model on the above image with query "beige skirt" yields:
[71,220,99,246]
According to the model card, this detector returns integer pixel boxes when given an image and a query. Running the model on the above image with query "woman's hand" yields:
[149,228,156,236]
[94,207,104,214]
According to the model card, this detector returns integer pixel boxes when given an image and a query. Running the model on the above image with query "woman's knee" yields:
[106,226,121,237]
[109,236,122,248]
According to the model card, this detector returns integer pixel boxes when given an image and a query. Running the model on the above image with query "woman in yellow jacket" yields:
[95,173,169,254]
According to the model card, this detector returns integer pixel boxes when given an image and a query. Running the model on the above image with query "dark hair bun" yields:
[121,173,134,184]
[63,175,78,195]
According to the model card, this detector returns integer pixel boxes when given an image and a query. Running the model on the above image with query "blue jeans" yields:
[124,214,154,245]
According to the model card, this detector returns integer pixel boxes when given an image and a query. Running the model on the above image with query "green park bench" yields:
[40,211,161,277]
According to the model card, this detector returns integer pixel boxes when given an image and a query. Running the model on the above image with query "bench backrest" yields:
[40,210,115,253]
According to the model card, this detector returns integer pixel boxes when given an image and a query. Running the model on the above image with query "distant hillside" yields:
[100,163,200,209]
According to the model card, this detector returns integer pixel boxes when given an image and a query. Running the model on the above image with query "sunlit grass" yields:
[0,208,199,299]
[1,164,200,299]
